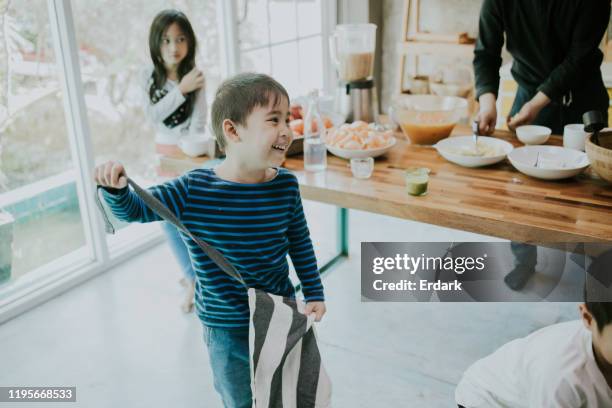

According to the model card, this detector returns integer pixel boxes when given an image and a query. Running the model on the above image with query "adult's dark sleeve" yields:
[473,0,504,100]
[537,0,610,101]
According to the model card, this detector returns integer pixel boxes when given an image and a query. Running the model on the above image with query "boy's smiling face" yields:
[228,95,293,168]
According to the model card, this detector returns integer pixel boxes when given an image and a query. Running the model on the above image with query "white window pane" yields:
[269,0,297,44]
[0,1,87,287]
[297,36,324,95]
[241,48,272,74]
[270,43,299,97]
[297,0,322,37]
[239,0,270,50]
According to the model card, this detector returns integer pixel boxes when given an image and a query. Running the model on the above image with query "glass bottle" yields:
[303,90,327,172]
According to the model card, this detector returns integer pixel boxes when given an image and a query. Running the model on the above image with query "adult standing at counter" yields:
[474,0,610,135]
[473,0,610,291]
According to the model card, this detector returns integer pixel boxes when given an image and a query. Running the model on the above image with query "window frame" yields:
[227,0,337,94]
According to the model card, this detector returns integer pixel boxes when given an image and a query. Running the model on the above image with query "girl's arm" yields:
[139,68,186,125]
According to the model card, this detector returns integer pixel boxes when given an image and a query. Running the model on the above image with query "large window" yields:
[71,0,222,246]
[238,0,333,97]
[0,0,224,310]
[0,0,336,321]
[0,0,87,290]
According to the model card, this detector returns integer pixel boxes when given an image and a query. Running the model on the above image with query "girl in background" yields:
[141,9,207,312]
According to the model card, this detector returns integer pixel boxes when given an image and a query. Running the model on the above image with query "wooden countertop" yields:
[158,125,612,243]
[283,125,612,243]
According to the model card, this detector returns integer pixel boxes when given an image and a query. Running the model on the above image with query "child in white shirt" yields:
[456,301,612,407]
[141,10,207,148]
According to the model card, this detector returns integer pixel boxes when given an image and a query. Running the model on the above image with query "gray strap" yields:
[95,179,247,288]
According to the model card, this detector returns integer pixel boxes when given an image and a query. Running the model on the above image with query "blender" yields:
[330,23,378,123]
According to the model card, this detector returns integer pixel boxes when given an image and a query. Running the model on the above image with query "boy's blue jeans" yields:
[202,325,252,408]
[161,222,195,280]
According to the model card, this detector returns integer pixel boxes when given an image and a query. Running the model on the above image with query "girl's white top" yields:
[139,66,208,145]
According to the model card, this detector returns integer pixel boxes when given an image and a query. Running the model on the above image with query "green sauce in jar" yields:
[405,167,430,196]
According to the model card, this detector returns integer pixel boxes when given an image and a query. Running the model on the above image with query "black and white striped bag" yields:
[96,179,332,407]
[249,288,332,407]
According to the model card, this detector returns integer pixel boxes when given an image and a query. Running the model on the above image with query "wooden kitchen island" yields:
[160,124,612,272]
[283,125,612,245]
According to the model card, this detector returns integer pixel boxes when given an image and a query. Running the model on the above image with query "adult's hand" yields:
[475,93,497,135]
[507,91,550,131]
[507,101,539,131]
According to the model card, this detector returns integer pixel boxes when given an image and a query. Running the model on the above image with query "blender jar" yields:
[330,24,377,82]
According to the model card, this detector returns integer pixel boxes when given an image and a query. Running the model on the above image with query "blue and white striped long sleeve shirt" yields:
[101,168,325,328]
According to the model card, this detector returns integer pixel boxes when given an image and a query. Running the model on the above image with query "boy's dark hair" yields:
[211,73,290,149]
[585,302,612,332]
[584,285,612,332]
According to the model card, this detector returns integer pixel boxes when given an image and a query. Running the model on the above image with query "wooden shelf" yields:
[399,41,475,58]
[397,0,477,93]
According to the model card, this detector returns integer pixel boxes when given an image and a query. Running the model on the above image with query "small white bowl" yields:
[516,125,551,145]
[326,137,396,159]
[435,136,513,168]
[178,136,211,157]
[508,145,590,180]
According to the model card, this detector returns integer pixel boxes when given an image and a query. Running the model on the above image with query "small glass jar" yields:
[350,157,374,179]
[405,167,430,196]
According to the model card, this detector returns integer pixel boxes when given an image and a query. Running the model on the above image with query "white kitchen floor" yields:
[0,201,577,408]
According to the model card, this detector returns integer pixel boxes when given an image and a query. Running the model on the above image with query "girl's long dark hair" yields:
[148,9,197,118]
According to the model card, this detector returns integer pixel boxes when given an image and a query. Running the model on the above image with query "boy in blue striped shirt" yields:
[95,73,326,408]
